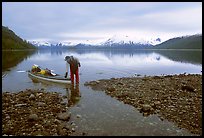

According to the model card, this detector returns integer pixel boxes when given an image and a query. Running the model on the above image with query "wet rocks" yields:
[84,74,202,135]
[106,87,116,92]
[2,89,80,136]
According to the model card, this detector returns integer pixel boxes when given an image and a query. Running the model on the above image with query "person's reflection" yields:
[66,83,81,107]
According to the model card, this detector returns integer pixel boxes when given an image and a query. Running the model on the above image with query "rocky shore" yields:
[2,89,80,136]
[84,73,202,135]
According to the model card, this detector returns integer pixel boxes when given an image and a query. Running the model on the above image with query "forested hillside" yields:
[153,34,202,49]
[2,26,36,50]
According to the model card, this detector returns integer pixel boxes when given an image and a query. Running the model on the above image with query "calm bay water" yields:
[2,49,202,136]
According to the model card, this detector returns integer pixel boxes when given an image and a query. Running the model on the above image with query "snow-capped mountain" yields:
[29,41,77,47]
[30,41,51,47]
[100,35,162,46]
[29,34,162,48]
[93,34,162,46]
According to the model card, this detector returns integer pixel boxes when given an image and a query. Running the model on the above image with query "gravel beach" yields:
[84,73,202,135]
[2,89,80,136]
[2,73,202,136]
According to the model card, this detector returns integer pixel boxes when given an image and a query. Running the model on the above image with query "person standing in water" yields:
[64,56,81,84]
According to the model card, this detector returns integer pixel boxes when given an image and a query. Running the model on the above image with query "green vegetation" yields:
[153,34,202,49]
[2,50,36,72]
[2,26,36,50]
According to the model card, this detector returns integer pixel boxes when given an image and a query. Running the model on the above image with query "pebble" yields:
[54,119,61,124]
[141,104,151,112]
[76,114,82,118]
[71,128,75,132]
[14,103,27,107]
[29,94,35,100]
[36,102,46,107]
[57,112,71,121]
[28,114,38,121]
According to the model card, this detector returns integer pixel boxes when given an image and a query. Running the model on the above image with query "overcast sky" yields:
[2,2,202,43]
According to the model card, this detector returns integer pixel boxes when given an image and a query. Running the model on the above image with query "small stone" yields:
[44,121,51,128]
[62,95,67,98]
[181,85,195,92]
[76,114,81,118]
[71,127,75,132]
[36,93,43,97]
[65,124,70,130]
[117,82,124,85]
[28,114,38,121]
[29,94,35,100]
[106,87,115,92]
[15,103,27,107]
[179,112,183,115]
[5,116,10,119]
[141,104,151,112]
[54,119,61,124]
[143,112,149,117]
[82,132,87,136]
[36,102,46,107]
[95,80,100,83]
[60,101,67,105]
[57,112,71,121]
[154,101,161,106]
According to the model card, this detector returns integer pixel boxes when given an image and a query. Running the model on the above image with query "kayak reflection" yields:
[29,75,81,107]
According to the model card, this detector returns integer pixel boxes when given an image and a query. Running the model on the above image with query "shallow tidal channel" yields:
[66,84,196,136]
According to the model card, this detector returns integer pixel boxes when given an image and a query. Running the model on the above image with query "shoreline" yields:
[84,73,202,135]
[2,89,82,136]
[2,73,202,136]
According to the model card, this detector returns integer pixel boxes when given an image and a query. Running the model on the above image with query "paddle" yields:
[2,73,7,78]
[17,70,28,73]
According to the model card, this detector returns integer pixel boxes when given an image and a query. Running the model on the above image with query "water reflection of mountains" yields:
[37,49,202,65]
[154,50,202,65]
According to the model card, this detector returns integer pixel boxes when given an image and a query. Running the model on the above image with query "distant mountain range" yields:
[2,26,202,50]
[29,34,163,49]
[30,34,202,50]
[2,26,36,50]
